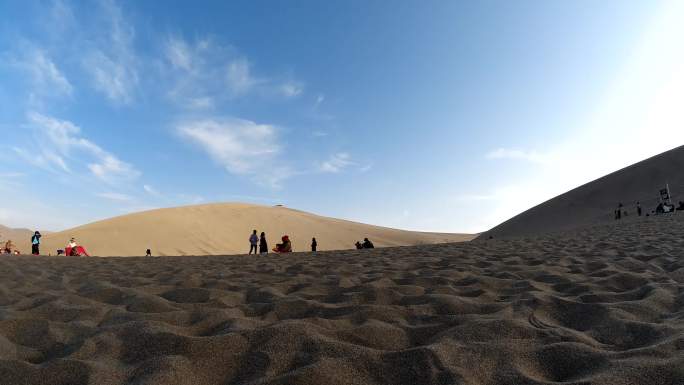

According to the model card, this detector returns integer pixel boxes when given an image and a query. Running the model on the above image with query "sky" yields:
[1,0,683,233]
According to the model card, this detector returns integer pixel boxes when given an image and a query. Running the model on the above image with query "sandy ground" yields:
[16,203,472,257]
[0,215,683,384]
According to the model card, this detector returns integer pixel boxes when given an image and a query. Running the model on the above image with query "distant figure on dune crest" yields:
[146,249,152,257]
[355,241,363,249]
[637,201,642,216]
[311,237,317,252]
[677,201,684,211]
[31,231,41,255]
[259,232,268,254]
[273,235,292,253]
[362,238,375,249]
[249,230,259,254]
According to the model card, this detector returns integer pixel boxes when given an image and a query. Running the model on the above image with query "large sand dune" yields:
[0,214,682,384]
[0,225,33,253]
[480,145,684,239]
[22,203,472,257]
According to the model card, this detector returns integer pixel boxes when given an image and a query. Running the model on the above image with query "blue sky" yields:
[1,0,683,233]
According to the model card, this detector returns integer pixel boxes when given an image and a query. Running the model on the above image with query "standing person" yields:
[146,249,152,257]
[362,238,375,249]
[31,231,41,255]
[637,201,642,216]
[249,230,259,254]
[259,232,268,254]
[617,203,623,220]
[311,237,317,252]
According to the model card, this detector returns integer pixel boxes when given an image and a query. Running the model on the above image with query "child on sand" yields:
[249,230,259,254]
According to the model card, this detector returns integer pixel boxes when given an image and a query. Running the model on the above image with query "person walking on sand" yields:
[362,238,375,249]
[249,230,259,254]
[146,249,152,257]
[311,237,317,252]
[31,231,41,255]
[637,201,642,216]
[259,232,268,254]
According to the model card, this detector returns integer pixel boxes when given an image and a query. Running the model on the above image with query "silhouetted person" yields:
[616,203,623,220]
[355,241,363,249]
[259,232,268,254]
[678,201,684,211]
[249,230,258,254]
[362,238,374,249]
[31,231,41,255]
[311,237,317,252]
[146,249,152,257]
[637,202,642,216]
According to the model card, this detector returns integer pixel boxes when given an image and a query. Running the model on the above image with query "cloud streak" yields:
[25,112,140,184]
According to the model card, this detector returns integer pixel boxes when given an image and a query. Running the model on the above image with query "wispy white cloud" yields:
[83,0,138,104]
[164,35,302,108]
[96,192,134,202]
[0,172,25,178]
[226,57,261,95]
[177,117,291,187]
[318,152,354,173]
[7,47,73,103]
[25,112,140,184]
[143,184,161,196]
[278,81,303,98]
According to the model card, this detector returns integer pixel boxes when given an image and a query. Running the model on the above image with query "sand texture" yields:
[480,145,684,239]
[0,214,682,384]
[16,203,472,257]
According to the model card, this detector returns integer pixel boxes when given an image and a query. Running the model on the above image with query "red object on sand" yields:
[65,246,91,257]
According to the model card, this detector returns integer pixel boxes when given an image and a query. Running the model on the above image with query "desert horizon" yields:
[3,1,684,384]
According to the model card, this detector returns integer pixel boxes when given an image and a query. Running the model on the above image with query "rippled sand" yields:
[1,215,683,384]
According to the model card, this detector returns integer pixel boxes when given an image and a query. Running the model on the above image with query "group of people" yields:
[248,230,320,254]
[615,199,684,219]
[355,238,375,249]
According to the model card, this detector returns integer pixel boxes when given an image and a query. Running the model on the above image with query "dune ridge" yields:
[12,203,472,257]
[480,145,684,239]
[0,214,682,384]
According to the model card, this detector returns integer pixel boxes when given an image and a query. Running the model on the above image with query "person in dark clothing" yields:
[616,203,623,220]
[259,232,268,254]
[637,202,642,216]
[146,249,152,257]
[249,230,258,254]
[362,238,374,249]
[355,241,363,249]
[311,237,317,252]
[31,231,41,255]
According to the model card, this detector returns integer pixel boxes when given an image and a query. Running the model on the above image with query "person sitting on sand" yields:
[678,201,684,211]
[146,249,152,257]
[259,232,268,254]
[273,235,292,253]
[362,238,375,249]
[355,241,363,249]
[3,240,15,254]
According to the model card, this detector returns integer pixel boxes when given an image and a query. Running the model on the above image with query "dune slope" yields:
[0,214,682,384]
[32,203,472,256]
[480,145,684,239]
[0,225,34,253]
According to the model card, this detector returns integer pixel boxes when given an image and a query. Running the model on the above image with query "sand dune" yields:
[480,145,684,239]
[0,214,682,384]
[0,225,34,253]
[22,203,472,257]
